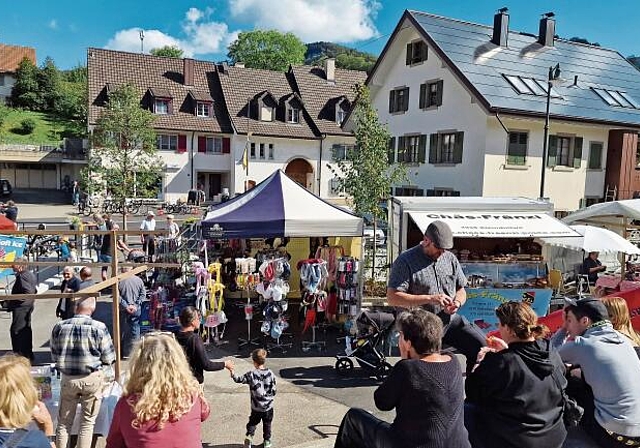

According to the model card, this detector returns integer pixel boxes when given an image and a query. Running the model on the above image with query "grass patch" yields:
[0,109,81,145]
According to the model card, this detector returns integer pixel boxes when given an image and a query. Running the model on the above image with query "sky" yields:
[1,0,639,69]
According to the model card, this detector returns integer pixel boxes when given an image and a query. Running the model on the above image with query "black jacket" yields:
[56,276,81,319]
[175,330,225,384]
[465,339,567,448]
[7,270,37,310]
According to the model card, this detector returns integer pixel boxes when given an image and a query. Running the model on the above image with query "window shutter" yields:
[397,136,406,163]
[421,43,428,61]
[418,134,427,163]
[417,189,424,197]
[388,137,396,164]
[177,135,187,153]
[222,137,231,154]
[406,43,412,65]
[168,100,173,115]
[429,134,438,163]
[426,189,436,196]
[589,143,603,169]
[403,87,410,111]
[573,137,583,169]
[452,190,461,197]
[419,84,426,109]
[453,132,464,164]
[198,136,206,153]
[435,80,444,106]
[389,90,396,113]
[547,135,558,167]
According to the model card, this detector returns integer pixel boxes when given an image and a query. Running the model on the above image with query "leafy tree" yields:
[227,30,306,71]
[0,101,9,142]
[92,84,161,227]
[38,57,63,111]
[306,42,377,72]
[628,55,640,70]
[62,65,88,84]
[569,36,600,47]
[10,57,41,110]
[329,84,407,276]
[150,46,185,58]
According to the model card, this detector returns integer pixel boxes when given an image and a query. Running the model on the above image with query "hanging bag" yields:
[551,368,584,427]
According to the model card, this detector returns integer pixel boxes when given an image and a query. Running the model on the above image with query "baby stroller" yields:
[335,310,395,380]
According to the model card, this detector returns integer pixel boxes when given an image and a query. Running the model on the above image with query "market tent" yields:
[540,225,640,255]
[201,170,363,238]
[563,199,640,226]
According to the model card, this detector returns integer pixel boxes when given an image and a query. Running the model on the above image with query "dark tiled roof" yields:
[87,48,232,133]
[291,65,367,135]
[189,90,213,102]
[0,44,36,73]
[217,65,317,139]
[148,87,172,98]
[400,10,640,127]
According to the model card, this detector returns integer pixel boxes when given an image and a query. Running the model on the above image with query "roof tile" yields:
[0,44,36,73]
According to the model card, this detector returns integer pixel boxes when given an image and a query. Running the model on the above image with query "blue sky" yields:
[2,0,639,69]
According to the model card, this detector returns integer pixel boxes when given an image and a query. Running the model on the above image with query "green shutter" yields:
[419,83,426,109]
[406,43,412,65]
[573,137,583,169]
[426,189,436,196]
[388,90,396,113]
[589,142,603,169]
[435,80,444,106]
[403,87,410,111]
[418,134,427,163]
[453,132,464,164]
[388,137,396,164]
[421,42,428,61]
[398,136,406,163]
[429,134,438,163]
[547,135,558,167]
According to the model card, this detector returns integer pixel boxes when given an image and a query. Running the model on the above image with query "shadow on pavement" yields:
[279,365,384,389]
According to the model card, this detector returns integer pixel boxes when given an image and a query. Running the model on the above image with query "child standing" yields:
[227,348,277,448]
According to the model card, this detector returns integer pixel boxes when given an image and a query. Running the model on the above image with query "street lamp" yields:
[540,63,561,200]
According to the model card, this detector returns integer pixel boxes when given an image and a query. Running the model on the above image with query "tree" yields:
[0,101,9,143]
[227,30,306,71]
[38,57,63,111]
[569,36,600,47]
[329,84,407,278]
[150,46,185,58]
[10,57,41,110]
[92,84,161,227]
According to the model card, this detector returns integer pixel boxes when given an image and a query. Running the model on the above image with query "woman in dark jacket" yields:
[175,306,232,384]
[465,301,567,448]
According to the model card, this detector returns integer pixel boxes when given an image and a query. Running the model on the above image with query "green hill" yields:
[0,108,78,145]
[305,42,377,72]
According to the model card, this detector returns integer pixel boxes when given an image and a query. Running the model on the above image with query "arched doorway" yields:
[285,158,314,191]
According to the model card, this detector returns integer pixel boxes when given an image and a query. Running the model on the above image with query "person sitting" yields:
[601,296,640,358]
[582,252,606,285]
[105,332,210,448]
[334,308,470,448]
[464,301,566,448]
[554,297,640,448]
[0,354,56,448]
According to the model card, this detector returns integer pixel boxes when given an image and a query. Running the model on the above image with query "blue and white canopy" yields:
[201,170,363,239]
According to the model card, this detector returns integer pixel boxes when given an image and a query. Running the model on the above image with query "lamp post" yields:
[540,63,561,200]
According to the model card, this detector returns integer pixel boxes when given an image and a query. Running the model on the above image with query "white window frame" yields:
[154,99,169,115]
[268,143,274,160]
[157,134,177,151]
[287,107,300,124]
[438,133,456,164]
[404,135,420,163]
[206,137,222,154]
[507,131,528,166]
[196,102,211,117]
[336,108,346,124]
[556,136,572,167]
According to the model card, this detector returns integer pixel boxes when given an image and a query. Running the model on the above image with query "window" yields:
[398,135,425,163]
[547,135,583,168]
[287,107,300,123]
[206,137,222,154]
[588,142,603,169]
[388,87,409,113]
[196,102,211,117]
[0,74,4,86]
[157,134,177,151]
[332,144,355,161]
[268,144,274,159]
[259,143,265,159]
[504,74,562,98]
[336,108,346,124]
[395,186,424,196]
[154,99,170,115]
[507,132,528,165]
[426,188,460,197]
[419,80,443,108]
[406,40,427,65]
[260,104,274,121]
[592,88,639,109]
[429,132,464,164]
[250,142,256,159]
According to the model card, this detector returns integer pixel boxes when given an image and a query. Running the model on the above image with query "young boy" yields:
[227,348,277,448]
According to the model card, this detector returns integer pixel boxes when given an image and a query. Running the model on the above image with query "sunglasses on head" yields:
[140,331,175,348]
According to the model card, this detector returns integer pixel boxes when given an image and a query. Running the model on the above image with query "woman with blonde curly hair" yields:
[105,332,210,448]
[0,354,55,448]
[601,296,640,357]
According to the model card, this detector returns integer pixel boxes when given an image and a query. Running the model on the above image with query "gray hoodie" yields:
[557,323,640,437]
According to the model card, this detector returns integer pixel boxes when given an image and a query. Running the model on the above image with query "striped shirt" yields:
[232,368,277,412]
[51,315,116,375]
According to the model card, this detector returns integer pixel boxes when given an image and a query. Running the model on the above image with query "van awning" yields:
[408,212,579,238]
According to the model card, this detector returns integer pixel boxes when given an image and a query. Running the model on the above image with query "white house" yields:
[364,9,640,212]
[0,44,36,102]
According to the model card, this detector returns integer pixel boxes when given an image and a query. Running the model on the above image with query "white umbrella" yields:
[540,225,640,255]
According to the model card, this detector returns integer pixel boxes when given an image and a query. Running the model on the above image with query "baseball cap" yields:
[147,210,155,217]
[564,297,609,323]
[425,220,454,249]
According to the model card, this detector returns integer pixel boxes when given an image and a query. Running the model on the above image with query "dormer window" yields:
[196,102,211,117]
[155,99,169,115]
[334,97,350,124]
[283,93,304,125]
[260,103,274,121]
[189,91,214,117]
[149,88,173,115]
[336,109,346,124]
[287,107,300,124]
[251,92,278,122]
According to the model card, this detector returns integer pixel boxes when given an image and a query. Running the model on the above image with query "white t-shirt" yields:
[140,218,156,231]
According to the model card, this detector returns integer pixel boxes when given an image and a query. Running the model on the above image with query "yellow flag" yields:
[241,143,249,175]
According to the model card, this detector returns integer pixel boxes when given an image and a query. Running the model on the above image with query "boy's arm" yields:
[232,371,250,384]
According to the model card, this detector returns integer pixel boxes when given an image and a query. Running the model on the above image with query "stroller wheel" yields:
[375,361,392,380]
[335,358,354,376]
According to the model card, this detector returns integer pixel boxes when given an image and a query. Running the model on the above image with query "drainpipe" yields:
[317,133,327,195]
[190,131,196,190]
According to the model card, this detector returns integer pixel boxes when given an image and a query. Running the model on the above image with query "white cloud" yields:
[48,19,58,30]
[105,8,239,57]
[228,0,380,42]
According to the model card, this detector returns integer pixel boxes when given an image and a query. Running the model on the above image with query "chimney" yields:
[491,8,509,47]
[324,58,336,83]
[235,62,245,68]
[538,12,556,47]
[183,58,194,86]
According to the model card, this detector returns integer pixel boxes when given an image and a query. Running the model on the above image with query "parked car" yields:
[0,179,12,197]
[364,227,386,247]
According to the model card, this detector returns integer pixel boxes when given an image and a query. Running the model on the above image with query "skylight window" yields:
[503,74,562,99]
[592,88,639,109]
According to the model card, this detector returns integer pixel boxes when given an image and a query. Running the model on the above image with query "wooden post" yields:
[110,229,121,380]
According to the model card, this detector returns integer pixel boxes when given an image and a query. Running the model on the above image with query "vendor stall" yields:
[388,197,580,333]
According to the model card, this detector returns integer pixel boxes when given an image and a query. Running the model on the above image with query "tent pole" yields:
[622,217,628,280]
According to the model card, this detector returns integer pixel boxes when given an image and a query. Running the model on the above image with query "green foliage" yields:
[329,84,407,221]
[19,118,36,134]
[0,102,9,142]
[569,36,600,47]
[0,109,78,144]
[629,55,640,70]
[38,57,62,111]
[10,57,41,110]
[305,42,376,72]
[227,30,306,71]
[62,65,88,84]
[150,46,185,58]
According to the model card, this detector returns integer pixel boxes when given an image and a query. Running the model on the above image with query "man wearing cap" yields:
[387,220,485,372]
[554,297,640,447]
[140,211,156,261]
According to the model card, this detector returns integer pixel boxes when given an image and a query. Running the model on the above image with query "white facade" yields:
[368,18,609,212]
[0,73,16,102]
